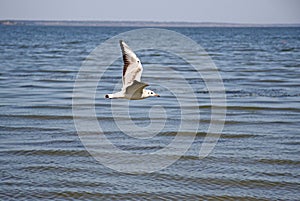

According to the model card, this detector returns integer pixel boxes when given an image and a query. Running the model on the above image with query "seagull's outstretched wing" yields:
[120,40,143,89]
[125,80,149,99]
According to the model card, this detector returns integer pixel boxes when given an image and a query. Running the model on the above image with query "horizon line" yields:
[1,19,300,27]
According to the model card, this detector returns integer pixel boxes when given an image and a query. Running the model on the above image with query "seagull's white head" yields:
[142,89,160,98]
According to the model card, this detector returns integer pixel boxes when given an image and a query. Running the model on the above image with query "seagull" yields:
[105,40,160,100]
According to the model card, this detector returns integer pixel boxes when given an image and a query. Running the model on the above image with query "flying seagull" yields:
[105,40,160,100]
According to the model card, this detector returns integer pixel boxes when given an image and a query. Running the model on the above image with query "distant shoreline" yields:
[1,20,299,27]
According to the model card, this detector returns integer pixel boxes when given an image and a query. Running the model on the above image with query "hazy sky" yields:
[0,0,299,24]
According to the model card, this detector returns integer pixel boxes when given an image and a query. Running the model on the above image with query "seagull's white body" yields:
[105,40,159,100]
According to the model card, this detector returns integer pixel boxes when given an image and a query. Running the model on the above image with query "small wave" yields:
[221,133,259,138]
[0,114,74,120]
[118,144,165,151]
[226,88,300,98]
[62,40,83,45]
[159,131,206,137]
[218,105,300,112]
[280,48,295,52]
[3,149,89,157]
[18,44,30,49]
[256,158,300,166]
[22,105,71,109]
[0,126,63,132]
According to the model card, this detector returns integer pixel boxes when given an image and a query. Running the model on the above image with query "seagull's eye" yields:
[137,60,139,63]
[151,92,153,94]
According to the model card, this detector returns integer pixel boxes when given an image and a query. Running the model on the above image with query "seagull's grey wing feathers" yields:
[125,80,148,99]
[120,40,143,89]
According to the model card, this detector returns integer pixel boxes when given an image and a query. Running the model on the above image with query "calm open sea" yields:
[1,25,300,200]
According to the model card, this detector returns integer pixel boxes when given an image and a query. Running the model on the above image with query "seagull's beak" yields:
[155,94,160,97]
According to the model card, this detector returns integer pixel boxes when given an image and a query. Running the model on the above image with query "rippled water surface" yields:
[1,26,300,200]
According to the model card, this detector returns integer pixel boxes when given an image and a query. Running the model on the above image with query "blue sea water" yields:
[0,25,300,200]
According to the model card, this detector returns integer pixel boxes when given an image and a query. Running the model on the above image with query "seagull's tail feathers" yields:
[105,91,124,99]
[105,94,114,99]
